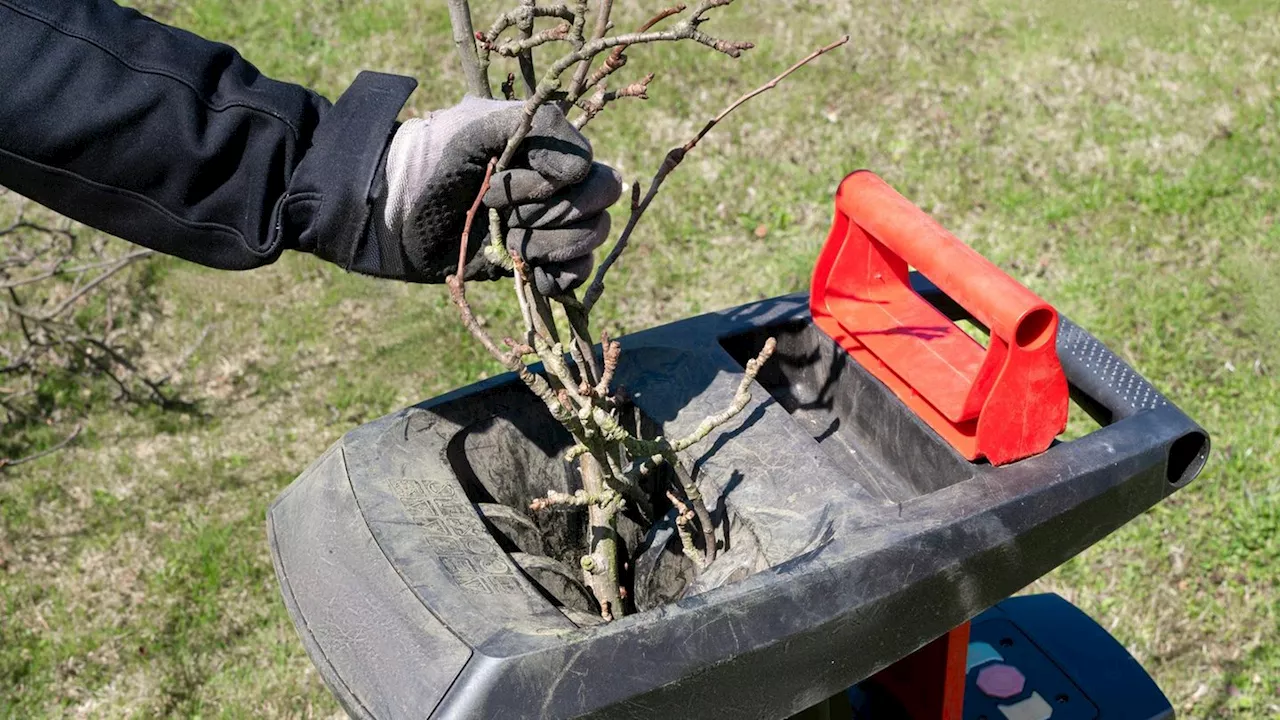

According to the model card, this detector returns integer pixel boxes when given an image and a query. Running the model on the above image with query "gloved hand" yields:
[377,97,622,294]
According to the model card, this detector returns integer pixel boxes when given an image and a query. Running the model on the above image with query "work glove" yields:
[377,97,622,295]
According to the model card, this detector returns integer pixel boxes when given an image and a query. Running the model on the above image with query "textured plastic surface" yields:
[269,281,1208,719]
[811,172,1069,464]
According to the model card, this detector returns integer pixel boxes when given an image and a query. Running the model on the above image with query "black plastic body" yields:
[268,278,1209,719]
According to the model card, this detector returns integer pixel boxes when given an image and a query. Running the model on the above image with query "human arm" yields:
[0,0,618,290]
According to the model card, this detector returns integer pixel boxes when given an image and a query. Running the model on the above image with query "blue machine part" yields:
[848,593,1173,720]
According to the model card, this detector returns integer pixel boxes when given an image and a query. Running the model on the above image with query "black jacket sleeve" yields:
[0,0,417,274]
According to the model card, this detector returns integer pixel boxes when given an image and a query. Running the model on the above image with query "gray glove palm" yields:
[379,97,621,294]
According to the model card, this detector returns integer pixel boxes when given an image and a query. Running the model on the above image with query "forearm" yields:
[0,0,415,271]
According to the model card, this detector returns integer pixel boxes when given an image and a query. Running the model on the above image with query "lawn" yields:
[2,0,1277,717]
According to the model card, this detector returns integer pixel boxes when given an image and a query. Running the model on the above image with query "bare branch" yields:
[515,0,539,96]
[437,1,829,623]
[512,265,537,337]
[672,337,775,451]
[580,53,627,99]
[582,35,849,310]
[447,0,491,97]
[452,287,575,424]
[455,159,497,282]
[4,250,154,322]
[579,453,623,620]
[445,160,581,429]
[535,335,585,401]
[446,160,528,367]
[0,249,153,290]
[496,0,755,170]
[665,490,704,569]
[573,73,654,129]
[565,343,592,394]
[1,194,186,435]
[483,4,576,46]
[581,151,674,311]
[529,284,563,346]
[507,240,597,395]
[512,256,578,395]
[620,337,776,563]
[668,457,716,563]
[72,333,172,404]
[498,25,573,63]
[685,34,850,151]
[568,0,589,48]
[594,331,621,396]
[529,487,620,511]
[0,424,82,472]
[575,2,687,102]
[642,4,689,28]
[564,0,615,109]
[560,296,601,385]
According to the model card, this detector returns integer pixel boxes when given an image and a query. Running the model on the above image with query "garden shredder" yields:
[267,171,1210,719]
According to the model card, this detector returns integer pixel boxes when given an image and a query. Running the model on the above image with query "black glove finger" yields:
[522,103,593,186]
[479,104,592,208]
[507,211,611,264]
[533,254,595,296]
[505,164,623,229]
[471,98,531,153]
[483,156,612,210]
[484,168,561,208]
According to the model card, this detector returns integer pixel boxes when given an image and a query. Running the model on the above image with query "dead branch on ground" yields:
[0,424,81,473]
[1,193,199,465]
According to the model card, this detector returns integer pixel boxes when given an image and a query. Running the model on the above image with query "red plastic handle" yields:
[811,171,1068,465]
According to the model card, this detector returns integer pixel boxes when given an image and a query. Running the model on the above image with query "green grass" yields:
[2,0,1279,716]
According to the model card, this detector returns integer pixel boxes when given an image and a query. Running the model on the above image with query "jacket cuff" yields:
[286,71,417,270]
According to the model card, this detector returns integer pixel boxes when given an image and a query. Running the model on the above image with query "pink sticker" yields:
[976,663,1026,699]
